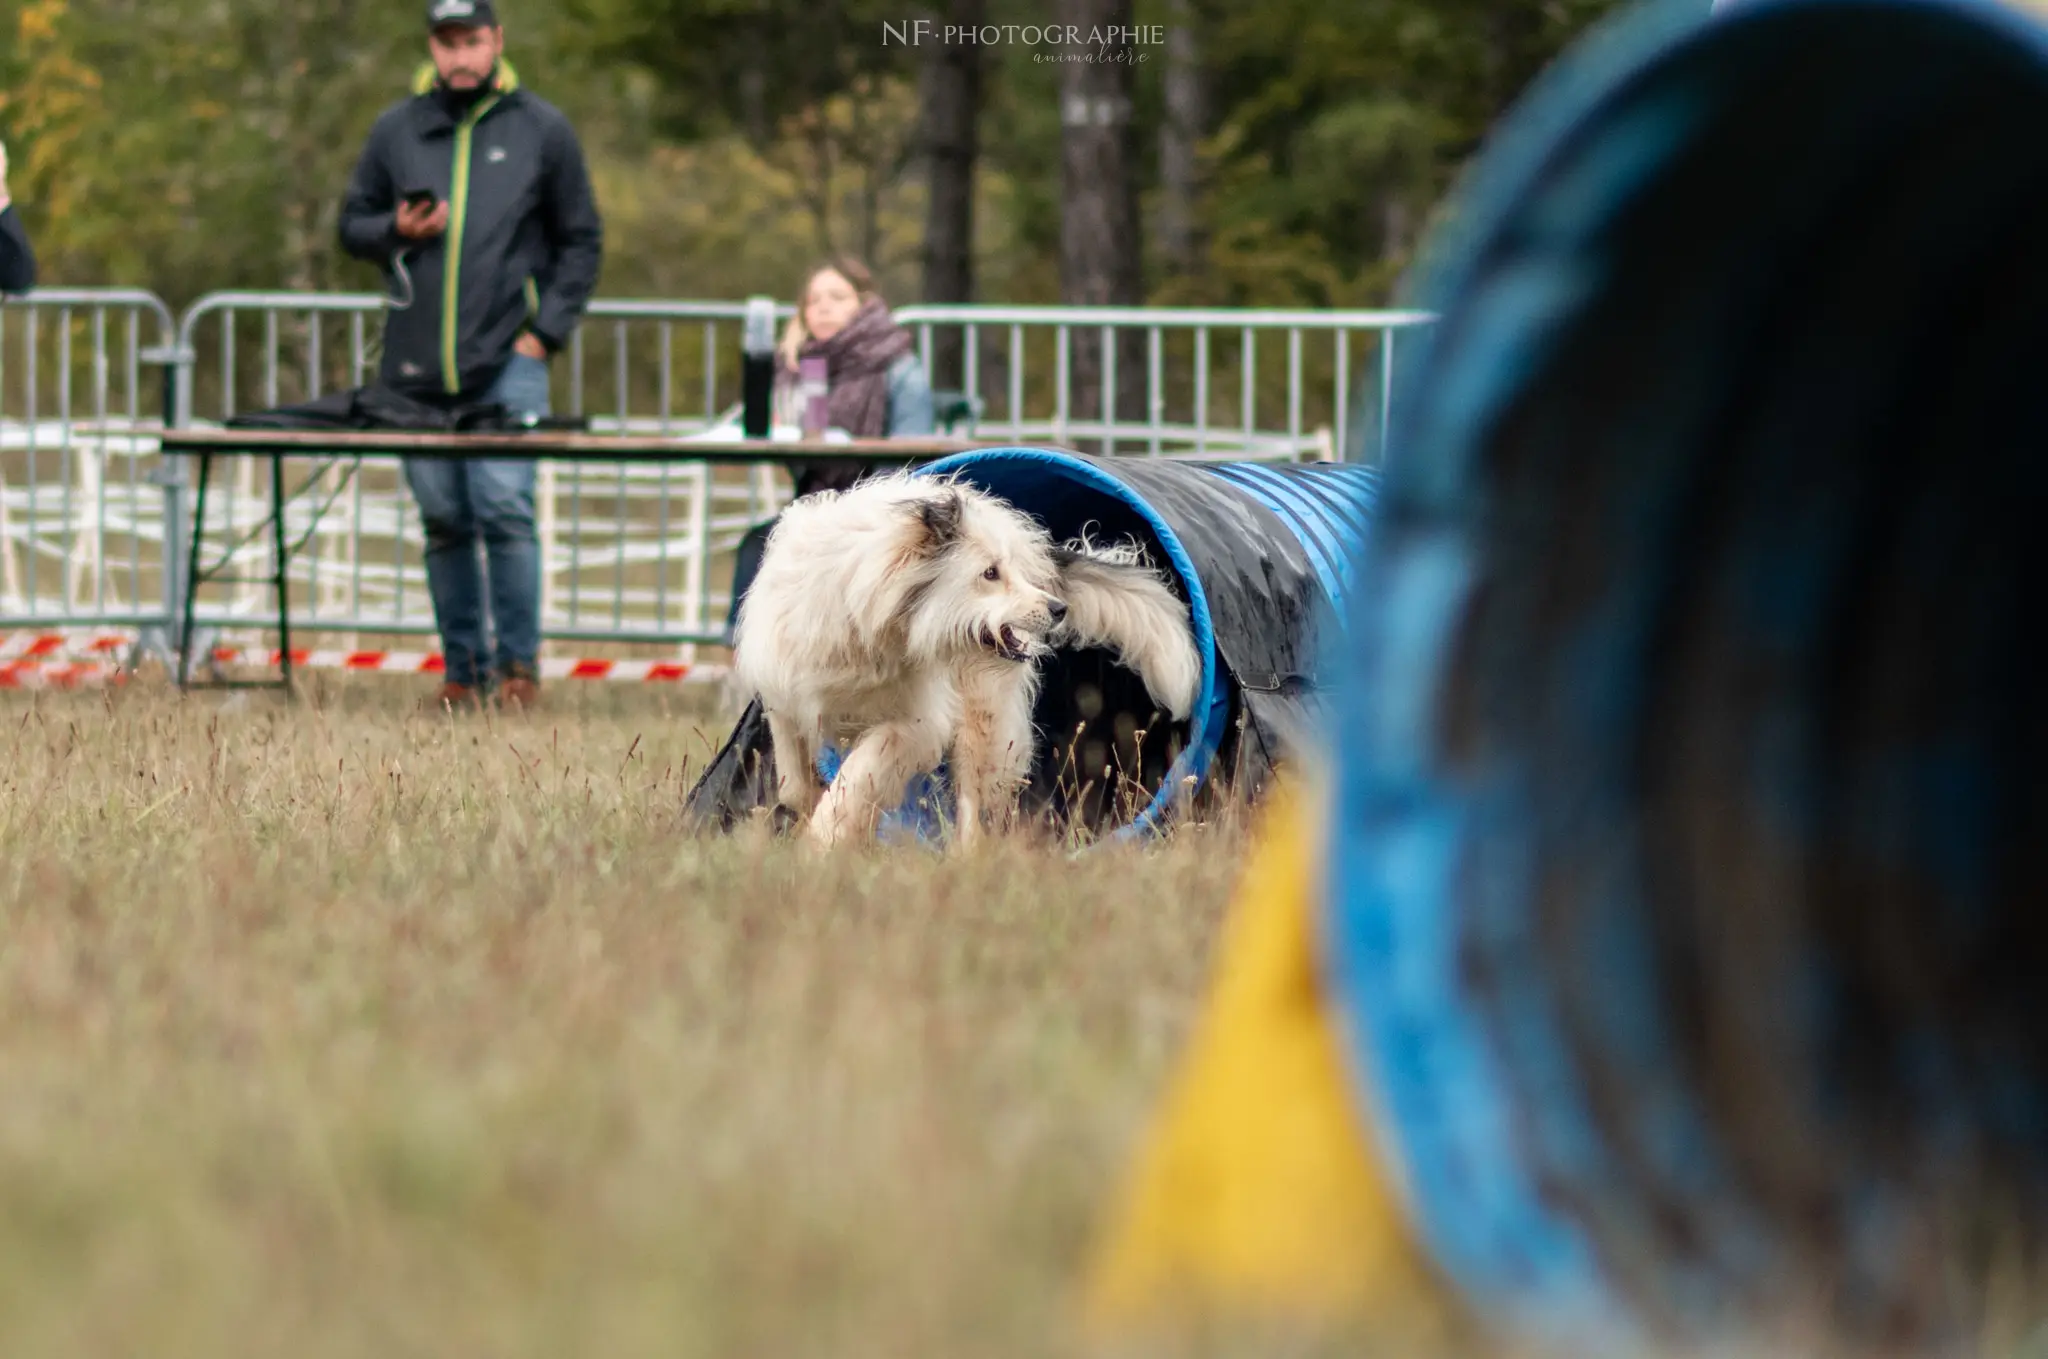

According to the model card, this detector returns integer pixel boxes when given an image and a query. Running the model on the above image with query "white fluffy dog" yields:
[733,471,1201,849]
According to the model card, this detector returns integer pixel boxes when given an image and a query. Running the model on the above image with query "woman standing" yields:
[726,257,935,644]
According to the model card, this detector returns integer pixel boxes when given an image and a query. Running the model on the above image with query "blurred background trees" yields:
[0,0,1628,310]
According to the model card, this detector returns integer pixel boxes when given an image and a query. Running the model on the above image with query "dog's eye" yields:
[983,564,1000,581]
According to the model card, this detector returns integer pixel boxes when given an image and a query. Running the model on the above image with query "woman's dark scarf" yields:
[781,296,914,496]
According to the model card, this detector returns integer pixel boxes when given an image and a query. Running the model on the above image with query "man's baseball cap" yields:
[426,0,497,29]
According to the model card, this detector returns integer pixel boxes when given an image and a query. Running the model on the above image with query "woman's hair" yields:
[776,255,880,371]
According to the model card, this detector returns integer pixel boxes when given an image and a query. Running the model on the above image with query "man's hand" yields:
[514,332,548,361]
[0,138,11,211]
[395,198,448,240]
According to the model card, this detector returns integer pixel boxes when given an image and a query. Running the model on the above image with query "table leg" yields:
[272,453,294,697]
[179,451,212,691]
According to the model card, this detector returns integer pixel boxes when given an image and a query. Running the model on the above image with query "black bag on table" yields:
[222,382,587,434]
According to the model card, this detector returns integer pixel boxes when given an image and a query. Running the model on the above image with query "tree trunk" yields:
[1158,0,1204,278]
[918,0,984,394]
[1058,0,1145,452]
[1482,2,1548,122]
[739,54,771,150]
[1382,196,1413,267]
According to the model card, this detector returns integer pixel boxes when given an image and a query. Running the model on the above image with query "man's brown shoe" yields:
[496,676,541,711]
[428,681,482,712]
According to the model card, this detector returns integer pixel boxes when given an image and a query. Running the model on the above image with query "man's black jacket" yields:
[0,205,35,294]
[339,59,602,402]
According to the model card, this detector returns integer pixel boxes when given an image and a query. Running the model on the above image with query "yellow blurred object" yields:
[1080,779,1456,1339]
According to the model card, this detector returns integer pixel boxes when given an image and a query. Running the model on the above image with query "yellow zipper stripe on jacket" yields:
[409,59,522,394]
[441,93,500,393]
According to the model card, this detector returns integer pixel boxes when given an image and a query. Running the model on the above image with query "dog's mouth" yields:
[980,623,1033,662]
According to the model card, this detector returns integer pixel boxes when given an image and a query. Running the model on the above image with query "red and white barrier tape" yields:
[0,632,729,689]
[0,633,129,688]
[0,632,129,662]
[0,662,121,690]
[206,648,728,683]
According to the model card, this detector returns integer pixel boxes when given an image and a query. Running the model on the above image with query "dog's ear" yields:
[911,490,963,555]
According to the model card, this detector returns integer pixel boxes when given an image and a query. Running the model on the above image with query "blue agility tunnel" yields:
[685,446,1379,843]
[1316,0,2048,1351]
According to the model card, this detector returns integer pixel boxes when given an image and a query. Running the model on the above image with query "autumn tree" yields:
[0,0,1632,319]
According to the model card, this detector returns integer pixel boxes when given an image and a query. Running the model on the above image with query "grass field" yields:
[0,677,1414,1359]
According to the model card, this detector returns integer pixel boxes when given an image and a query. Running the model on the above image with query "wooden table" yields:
[156,429,1035,694]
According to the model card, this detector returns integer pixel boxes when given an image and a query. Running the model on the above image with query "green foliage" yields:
[1172,0,1630,304]
[0,0,1631,307]
[561,0,914,145]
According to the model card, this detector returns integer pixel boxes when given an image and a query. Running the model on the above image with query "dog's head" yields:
[898,483,1066,663]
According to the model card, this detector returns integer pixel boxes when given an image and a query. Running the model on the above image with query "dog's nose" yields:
[1047,598,1068,621]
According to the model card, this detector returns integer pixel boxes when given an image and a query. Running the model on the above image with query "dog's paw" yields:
[803,799,865,852]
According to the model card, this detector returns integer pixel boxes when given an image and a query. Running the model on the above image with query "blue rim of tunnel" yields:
[915,447,1227,842]
[1326,0,2048,1345]
[1330,0,1709,1333]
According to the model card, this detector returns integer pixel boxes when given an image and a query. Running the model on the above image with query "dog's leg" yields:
[953,672,1038,850]
[808,719,945,850]
[952,694,992,850]
[765,709,821,822]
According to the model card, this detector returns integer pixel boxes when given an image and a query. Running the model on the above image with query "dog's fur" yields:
[733,471,1201,848]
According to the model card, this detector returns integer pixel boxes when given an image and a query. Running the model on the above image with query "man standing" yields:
[339,0,602,710]
[0,139,36,294]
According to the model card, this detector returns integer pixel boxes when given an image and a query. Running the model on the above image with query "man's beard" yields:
[435,62,499,112]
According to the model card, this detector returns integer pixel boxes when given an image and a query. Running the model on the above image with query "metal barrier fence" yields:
[2,287,1433,658]
[0,289,184,654]
[892,304,1433,463]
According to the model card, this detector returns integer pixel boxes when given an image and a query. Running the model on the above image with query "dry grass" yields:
[0,677,1397,1359]
[5,680,2044,1359]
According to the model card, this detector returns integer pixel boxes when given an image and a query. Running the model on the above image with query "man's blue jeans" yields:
[403,352,549,688]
